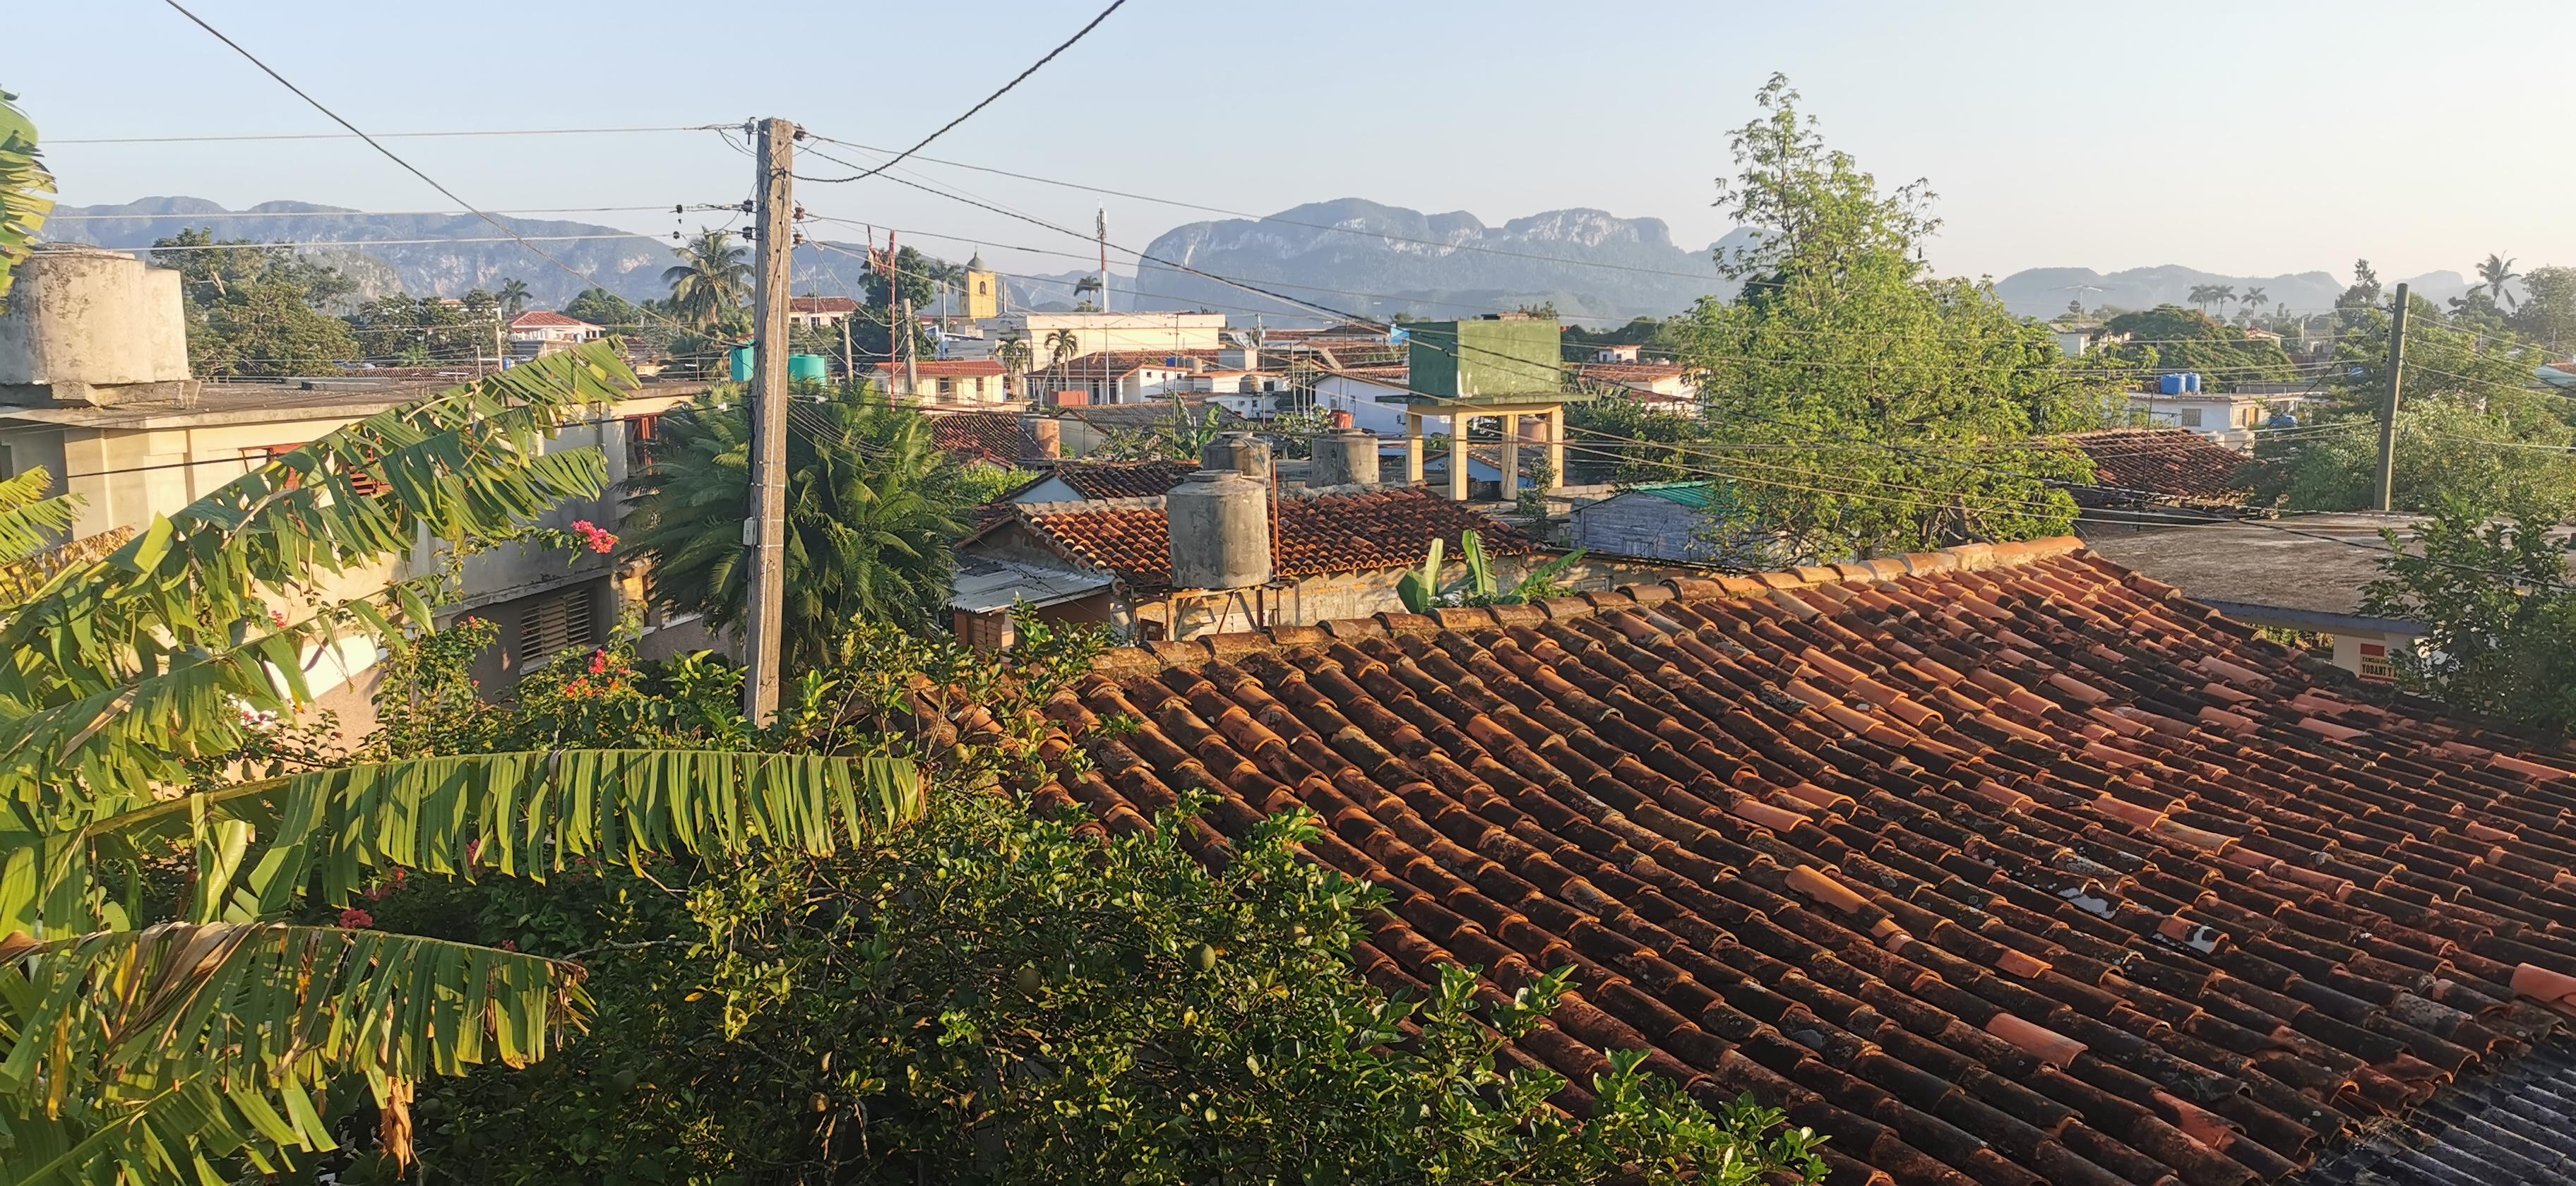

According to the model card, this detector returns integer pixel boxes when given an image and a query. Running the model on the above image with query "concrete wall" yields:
[1407,318,1563,400]
[992,313,1225,361]
[1571,492,1726,563]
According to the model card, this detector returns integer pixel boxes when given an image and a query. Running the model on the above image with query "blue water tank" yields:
[789,354,830,384]
[2183,372,2202,393]
[2159,373,2186,395]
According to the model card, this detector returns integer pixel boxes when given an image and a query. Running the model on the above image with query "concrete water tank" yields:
[1309,429,1381,487]
[1201,431,1271,481]
[1165,469,1272,590]
[0,248,195,406]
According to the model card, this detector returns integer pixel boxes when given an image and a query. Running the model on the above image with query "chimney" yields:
[1309,429,1381,488]
[1021,414,1061,460]
[0,248,197,407]
[1200,431,1271,483]
[1165,469,1271,590]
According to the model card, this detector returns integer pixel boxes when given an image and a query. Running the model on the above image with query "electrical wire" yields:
[52,125,727,145]
[49,205,697,220]
[793,0,1128,185]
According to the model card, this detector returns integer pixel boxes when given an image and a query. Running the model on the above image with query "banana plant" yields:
[1395,529,1588,613]
[0,342,926,1185]
[0,88,56,312]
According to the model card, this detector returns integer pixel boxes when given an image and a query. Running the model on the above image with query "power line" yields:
[157,0,708,342]
[49,205,693,220]
[794,0,1127,185]
[50,125,725,145]
[119,232,668,251]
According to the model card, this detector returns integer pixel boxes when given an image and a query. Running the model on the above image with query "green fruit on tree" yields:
[1191,943,1219,973]
[1015,963,1044,996]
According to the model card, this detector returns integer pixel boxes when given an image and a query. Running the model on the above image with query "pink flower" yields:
[269,609,287,628]
[496,938,518,952]
[569,520,619,554]
[589,649,609,675]
[338,907,375,929]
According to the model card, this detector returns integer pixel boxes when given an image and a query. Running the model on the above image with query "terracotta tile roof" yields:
[926,411,1037,469]
[508,311,595,329]
[1008,486,1534,590]
[1025,538,2576,1186]
[789,296,861,314]
[1051,459,1200,501]
[2063,429,2255,508]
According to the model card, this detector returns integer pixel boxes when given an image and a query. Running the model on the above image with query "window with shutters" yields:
[246,443,388,497]
[625,413,662,472]
[519,585,597,666]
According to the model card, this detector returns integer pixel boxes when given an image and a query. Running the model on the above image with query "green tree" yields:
[1676,74,2118,561]
[2361,497,2576,735]
[1044,326,1082,367]
[2094,304,2297,385]
[2511,265,2576,352]
[662,231,752,328]
[562,285,643,330]
[2258,286,2576,515]
[150,228,362,377]
[621,386,973,666]
[2240,284,2268,317]
[0,344,923,1183]
[862,243,946,310]
[994,331,1033,395]
[0,88,54,311]
[348,292,496,365]
[496,276,531,316]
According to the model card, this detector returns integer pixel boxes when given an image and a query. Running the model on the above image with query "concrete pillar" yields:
[1498,412,1520,500]
[1021,414,1061,461]
[1405,412,1425,484]
[1447,413,1470,502]
[1546,408,1566,491]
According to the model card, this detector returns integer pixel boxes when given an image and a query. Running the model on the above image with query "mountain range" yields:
[49,194,2480,327]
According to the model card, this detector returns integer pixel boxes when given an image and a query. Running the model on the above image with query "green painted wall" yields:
[1405,317,1562,400]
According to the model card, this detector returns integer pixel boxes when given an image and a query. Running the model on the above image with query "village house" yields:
[1566,480,1767,565]
[785,295,859,330]
[957,311,1227,364]
[2083,512,2438,678]
[505,309,605,357]
[0,247,708,731]
[2125,385,2294,450]
[2059,426,2258,520]
[873,358,1010,405]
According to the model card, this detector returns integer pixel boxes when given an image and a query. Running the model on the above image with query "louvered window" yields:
[247,443,387,497]
[519,585,597,665]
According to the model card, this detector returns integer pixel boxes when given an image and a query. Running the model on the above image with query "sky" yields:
[18,1,2576,288]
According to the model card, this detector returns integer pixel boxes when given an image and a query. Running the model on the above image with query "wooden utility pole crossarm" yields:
[742,117,795,724]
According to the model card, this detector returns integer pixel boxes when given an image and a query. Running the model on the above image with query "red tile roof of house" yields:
[2063,429,2255,508]
[1034,350,1223,383]
[1022,538,2576,1186]
[998,485,1533,590]
[873,359,1008,378]
[926,411,1038,469]
[1050,459,1200,501]
[508,311,596,329]
[789,296,861,314]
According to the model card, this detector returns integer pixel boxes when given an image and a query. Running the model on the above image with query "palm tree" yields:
[2240,286,2267,317]
[496,277,532,316]
[994,333,1033,396]
[1044,328,1081,369]
[622,390,972,668]
[0,344,920,1180]
[662,231,753,328]
[2479,253,2521,310]
[2186,284,2221,313]
[0,87,56,313]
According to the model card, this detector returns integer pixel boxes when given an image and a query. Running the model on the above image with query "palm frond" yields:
[14,750,924,938]
[0,923,581,1184]
[0,89,54,313]
[0,469,79,565]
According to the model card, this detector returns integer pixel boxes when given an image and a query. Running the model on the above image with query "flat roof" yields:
[948,555,1114,613]
[0,378,713,431]
[2082,513,2427,622]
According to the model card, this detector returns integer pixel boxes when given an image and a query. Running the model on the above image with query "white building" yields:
[506,311,605,349]
[2123,391,2289,450]
[873,359,1010,405]
[965,312,1227,364]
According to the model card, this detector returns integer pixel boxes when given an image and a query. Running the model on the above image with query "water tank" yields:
[2183,372,2202,394]
[1165,469,1272,590]
[1201,431,1271,481]
[1309,429,1381,488]
[0,248,196,406]
[2158,373,2186,396]
[789,354,830,384]
[729,347,754,383]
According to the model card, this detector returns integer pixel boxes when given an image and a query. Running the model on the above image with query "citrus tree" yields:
[0,342,922,1185]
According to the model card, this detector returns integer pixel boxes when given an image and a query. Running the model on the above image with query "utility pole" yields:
[1096,206,1109,314]
[2374,282,2409,513]
[902,296,920,402]
[838,303,853,382]
[741,116,795,725]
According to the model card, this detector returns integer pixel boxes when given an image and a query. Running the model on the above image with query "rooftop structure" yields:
[1027,536,2576,1186]
[2061,428,2258,510]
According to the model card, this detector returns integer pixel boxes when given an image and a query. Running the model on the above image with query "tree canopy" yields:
[1671,75,2123,563]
